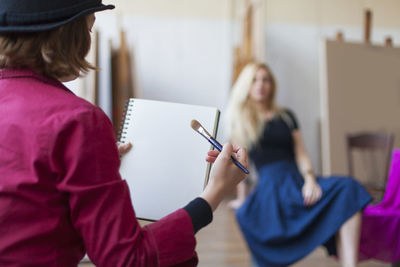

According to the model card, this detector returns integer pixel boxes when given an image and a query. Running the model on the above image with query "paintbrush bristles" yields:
[190,120,201,131]
[190,119,211,138]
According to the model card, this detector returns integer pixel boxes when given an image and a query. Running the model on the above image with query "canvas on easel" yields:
[320,40,400,178]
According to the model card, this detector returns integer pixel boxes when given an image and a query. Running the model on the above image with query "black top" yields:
[249,109,299,170]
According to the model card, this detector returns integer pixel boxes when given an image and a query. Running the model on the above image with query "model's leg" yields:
[228,181,247,209]
[337,211,362,267]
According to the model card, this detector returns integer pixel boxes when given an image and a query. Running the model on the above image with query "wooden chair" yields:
[346,132,394,203]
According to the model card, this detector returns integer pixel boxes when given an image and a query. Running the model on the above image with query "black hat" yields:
[0,0,114,33]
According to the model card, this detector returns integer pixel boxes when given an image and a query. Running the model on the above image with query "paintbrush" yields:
[190,119,249,174]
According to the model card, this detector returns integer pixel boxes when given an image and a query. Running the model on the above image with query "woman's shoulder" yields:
[37,83,111,132]
[278,107,299,130]
[280,107,296,117]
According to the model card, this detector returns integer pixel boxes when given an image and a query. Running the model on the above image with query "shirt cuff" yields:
[183,197,213,234]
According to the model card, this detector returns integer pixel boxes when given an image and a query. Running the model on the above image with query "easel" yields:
[232,0,253,84]
[336,9,394,47]
[111,30,135,135]
[231,0,264,84]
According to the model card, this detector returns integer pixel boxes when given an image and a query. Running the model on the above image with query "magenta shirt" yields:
[0,69,198,266]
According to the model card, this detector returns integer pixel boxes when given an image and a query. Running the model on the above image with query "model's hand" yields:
[302,180,322,206]
[201,143,248,211]
[117,142,132,157]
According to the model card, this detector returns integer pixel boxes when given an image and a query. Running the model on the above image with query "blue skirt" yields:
[236,160,372,267]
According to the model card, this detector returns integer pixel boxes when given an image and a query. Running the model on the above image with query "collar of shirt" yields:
[0,68,73,95]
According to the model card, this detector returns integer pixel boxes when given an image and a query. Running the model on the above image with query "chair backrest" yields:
[346,132,394,191]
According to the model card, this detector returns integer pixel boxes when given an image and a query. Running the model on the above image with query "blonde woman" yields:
[225,62,371,267]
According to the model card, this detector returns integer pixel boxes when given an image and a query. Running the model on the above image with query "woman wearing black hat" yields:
[0,1,248,266]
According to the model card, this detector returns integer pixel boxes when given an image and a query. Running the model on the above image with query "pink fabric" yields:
[0,68,198,266]
[359,149,400,262]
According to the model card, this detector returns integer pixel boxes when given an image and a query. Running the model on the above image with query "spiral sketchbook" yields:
[119,98,220,221]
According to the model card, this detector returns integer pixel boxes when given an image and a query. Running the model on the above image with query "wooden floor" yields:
[195,201,389,267]
[80,201,391,267]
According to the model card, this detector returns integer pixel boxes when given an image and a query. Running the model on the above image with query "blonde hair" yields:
[0,15,95,80]
[225,62,284,149]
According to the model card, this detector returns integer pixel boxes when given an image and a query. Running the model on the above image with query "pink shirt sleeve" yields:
[50,106,198,267]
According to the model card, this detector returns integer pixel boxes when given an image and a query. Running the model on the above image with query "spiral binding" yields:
[117,98,134,143]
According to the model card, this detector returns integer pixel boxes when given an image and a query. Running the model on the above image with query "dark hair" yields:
[0,15,96,80]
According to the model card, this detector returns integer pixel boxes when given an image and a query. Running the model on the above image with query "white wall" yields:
[93,13,233,129]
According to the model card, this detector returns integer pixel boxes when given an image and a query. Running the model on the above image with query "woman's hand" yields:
[117,142,132,158]
[302,180,322,207]
[207,152,247,210]
[200,143,248,211]
[205,149,219,163]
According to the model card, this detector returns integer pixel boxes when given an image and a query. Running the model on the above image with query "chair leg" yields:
[392,261,400,267]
